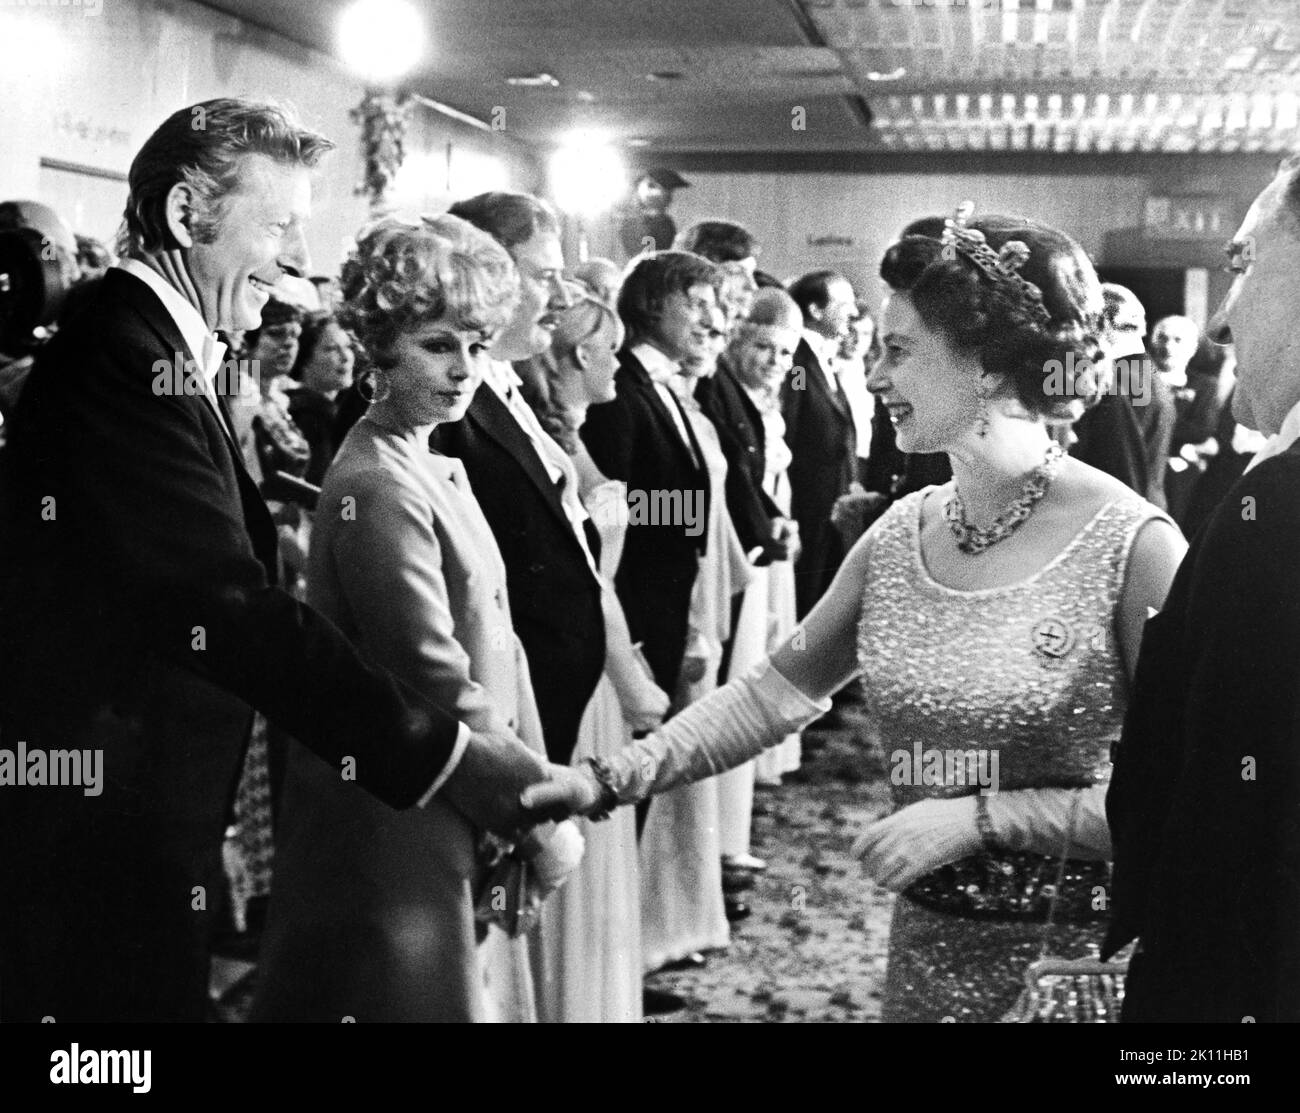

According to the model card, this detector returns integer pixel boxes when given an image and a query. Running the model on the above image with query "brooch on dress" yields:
[1031,616,1076,663]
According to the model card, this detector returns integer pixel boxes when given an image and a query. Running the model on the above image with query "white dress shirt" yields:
[836,357,875,462]
[632,342,699,466]
[119,260,473,805]
[1244,396,1300,474]
[117,259,232,439]
[483,359,564,484]
[801,328,842,395]
[481,360,603,570]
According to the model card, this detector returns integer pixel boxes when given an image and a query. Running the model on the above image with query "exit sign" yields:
[1143,195,1236,241]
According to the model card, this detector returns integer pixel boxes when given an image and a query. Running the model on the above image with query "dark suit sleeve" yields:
[1106,453,1300,992]
[47,338,461,808]
[580,387,637,481]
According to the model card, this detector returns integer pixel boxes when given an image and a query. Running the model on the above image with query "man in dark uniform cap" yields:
[618,168,689,258]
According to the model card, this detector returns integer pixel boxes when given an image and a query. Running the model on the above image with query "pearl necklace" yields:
[942,442,1065,555]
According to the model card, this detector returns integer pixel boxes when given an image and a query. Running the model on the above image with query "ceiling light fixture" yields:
[337,0,425,84]
[505,73,561,87]
[549,130,627,218]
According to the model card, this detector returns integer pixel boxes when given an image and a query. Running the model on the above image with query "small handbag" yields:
[1001,791,1130,1023]
[472,836,541,940]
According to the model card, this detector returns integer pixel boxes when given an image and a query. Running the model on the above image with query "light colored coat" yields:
[252,413,545,1022]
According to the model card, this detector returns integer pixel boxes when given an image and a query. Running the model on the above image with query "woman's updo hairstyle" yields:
[520,286,623,453]
[879,212,1104,421]
[338,212,519,368]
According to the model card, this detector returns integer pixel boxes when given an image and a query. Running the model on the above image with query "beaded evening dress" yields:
[856,487,1167,1022]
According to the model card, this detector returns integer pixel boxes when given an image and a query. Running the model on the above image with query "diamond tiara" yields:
[939,202,1053,328]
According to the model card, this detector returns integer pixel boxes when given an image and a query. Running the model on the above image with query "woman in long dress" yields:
[524,288,672,1023]
[252,214,581,1023]
[636,307,751,970]
[528,210,1188,1021]
[725,291,805,788]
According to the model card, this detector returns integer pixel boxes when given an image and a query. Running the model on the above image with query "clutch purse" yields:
[472,837,541,940]
[1000,791,1130,1023]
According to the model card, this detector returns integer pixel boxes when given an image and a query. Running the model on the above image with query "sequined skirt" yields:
[904,851,1111,922]
[882,852,1111,1023]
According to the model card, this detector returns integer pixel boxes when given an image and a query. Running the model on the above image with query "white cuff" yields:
[416,720,472,808]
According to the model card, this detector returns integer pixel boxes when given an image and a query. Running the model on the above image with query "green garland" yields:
[352,91,412,213]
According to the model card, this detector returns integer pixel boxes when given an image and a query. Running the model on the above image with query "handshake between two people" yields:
[442,658,837,841]
[439,726,606,842]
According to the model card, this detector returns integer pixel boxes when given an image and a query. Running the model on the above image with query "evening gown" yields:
[531,478,643,1023]
[856,487,1169,1022]
[639,392,751,969]
[750,397,801,786]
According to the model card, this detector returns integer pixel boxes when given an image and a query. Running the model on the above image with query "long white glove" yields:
[851,784,1112,892]
[983,783,1111,860]
[601,661,830,805]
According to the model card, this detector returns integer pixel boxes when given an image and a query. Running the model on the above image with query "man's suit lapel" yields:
[116,272,255,474]
[800,340,853,426]
[621,350,702,477]
[110,271,277,579]
[721,362,765,458]
[466,381,571,530]
[622,351,710,553]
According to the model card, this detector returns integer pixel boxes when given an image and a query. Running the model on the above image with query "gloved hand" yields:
[851,796,982,891]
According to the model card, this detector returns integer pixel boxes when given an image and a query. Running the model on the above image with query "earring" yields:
[359,368,390,404]
[976,380,991,439]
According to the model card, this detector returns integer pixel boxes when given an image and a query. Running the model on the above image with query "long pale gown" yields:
[856,487,1169,1021]
[530,478,643,1023]
[638,389,752,970]
[716,388,801,854]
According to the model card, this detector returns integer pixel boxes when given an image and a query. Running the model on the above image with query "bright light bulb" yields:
[548,134,627,218]
[338,0,425,83]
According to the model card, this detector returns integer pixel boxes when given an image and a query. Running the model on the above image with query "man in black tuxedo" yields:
[0,101,563,1022]
[1104,157,1300,1022]
[431,192,605,767]
[580,250,717,698]
[782,270,859,617]
[618,168,689,259]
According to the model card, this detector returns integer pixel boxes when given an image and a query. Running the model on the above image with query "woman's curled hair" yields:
[338,213,519,366]
[879,214,1104,421]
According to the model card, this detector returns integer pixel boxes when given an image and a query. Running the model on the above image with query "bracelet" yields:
[974,793,998,851]
[583,758,620,823]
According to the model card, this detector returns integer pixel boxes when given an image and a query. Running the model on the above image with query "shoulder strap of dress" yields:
[855,485,934,573]
[1100,497,1180,610]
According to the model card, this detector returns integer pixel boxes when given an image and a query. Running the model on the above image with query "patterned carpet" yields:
[645,704,898,1023]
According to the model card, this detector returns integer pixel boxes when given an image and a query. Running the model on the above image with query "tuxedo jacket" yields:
[781,338,857,615]
[0,269,460,1021]
[694,358,781,561]
[580,348,709,694]
[1104,441,1300,1022]
[431,381,605,765]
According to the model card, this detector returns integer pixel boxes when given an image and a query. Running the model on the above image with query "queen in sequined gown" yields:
[857,487,1164,1021]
